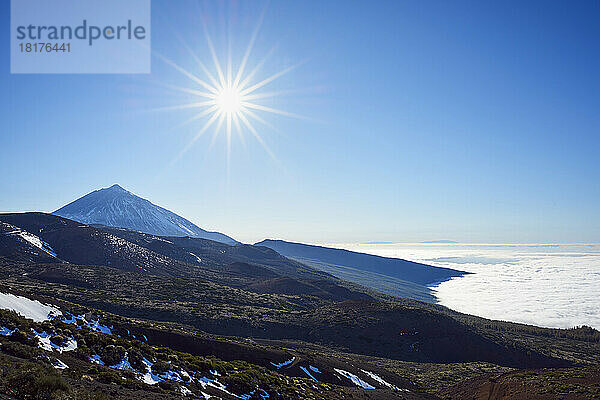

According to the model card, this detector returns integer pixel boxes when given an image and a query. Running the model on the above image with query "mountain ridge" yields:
[255,239,467,288]
[53,184,238,245]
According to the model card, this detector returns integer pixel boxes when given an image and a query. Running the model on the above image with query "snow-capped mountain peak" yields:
[107,183,128,192]
[53,185,238,245]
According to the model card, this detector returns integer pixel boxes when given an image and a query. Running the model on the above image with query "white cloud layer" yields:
[337,243,600,330]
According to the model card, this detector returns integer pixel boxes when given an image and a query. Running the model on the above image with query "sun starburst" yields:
[152,11,306,168]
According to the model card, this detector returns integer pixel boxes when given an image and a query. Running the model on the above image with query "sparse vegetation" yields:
[0,213,598,399]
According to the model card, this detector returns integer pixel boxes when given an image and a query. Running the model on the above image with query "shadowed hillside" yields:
[255,239,467,302]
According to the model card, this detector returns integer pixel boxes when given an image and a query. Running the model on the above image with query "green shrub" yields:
[50,334,66,347]
[157,380,176,391]
[151,360,171,374]
[126,347,145,372]
[97,370,121,384]
[101,345,126,366]
[2,340,36,359]
[4,363,70,399]
[9,330,37,347]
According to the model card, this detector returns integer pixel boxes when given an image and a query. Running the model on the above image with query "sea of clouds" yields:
[338,243,600,330]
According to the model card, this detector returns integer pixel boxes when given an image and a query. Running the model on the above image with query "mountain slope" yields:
[0,221,59,264]
[100,226,336,281]
[0,212,377,302]
[0,212,204,277]
[53,184,238,245]
[255,239,467,287]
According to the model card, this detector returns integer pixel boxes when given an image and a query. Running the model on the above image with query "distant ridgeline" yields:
[255,239,467,302]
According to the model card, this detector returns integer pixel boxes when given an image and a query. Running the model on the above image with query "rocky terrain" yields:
[0,211,599,399]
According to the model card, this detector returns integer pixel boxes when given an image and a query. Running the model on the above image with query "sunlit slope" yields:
[53,184,238,245]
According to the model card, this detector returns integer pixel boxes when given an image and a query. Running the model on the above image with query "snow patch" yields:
[334,368,375,389]
[125,359,189,384]
[60,338,78,352]
[0,327,16,336]
[89,354,104,365]
[300,366,318,382]
[32,329,77,353]
[196,376,236,396]
[0,293,62,322]
[270,357,295,369]
[180,386,193,396]
[110,354,133,371]
[6,228,57,257]
[360,370,400,390]
[138,358,164,385]
[189,252,202,263]
[53,359,69,370]
[61,314,112,335]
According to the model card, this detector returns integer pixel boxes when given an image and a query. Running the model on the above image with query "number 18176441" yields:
[19,43,71,53]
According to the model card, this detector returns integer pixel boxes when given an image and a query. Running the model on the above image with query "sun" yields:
[152,12,306,166]
[215,86,242,115]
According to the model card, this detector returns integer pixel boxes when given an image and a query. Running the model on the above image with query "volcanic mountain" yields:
[53,184,238,245]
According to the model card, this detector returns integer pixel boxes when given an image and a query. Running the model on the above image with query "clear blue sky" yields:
[1,0,599,244]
